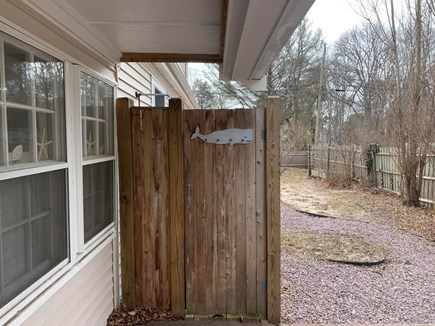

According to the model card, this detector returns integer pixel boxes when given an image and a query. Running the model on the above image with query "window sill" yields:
[83,222,116,254]
[0,161,68,181]
[82,155,115,165]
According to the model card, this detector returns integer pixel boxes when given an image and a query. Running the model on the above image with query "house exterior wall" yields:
[0,2,195,325]
[20,240,115,326]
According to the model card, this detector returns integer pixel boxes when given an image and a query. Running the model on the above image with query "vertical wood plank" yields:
[184,110,196,314]
[168,99,185,315]
[194,109,207,314]
[224,109,237,314]
[266,97,281,325]
[153,109,170,308]
[234,109,247,314]
[131,108,144,306]
[116,98,135,309]
[203,110,217,313]
[245,109,257,315]
[214,110,227,314]
[255,108,267,317]
[141,108,155,307]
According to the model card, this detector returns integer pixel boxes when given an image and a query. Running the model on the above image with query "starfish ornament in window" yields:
[37,127,54,160]
[87,130,96,156]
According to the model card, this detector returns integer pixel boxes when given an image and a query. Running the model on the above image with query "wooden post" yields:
[308,144,312,177]
[116,97,135,309]
[265,97,281,325]
[168,98,185,315]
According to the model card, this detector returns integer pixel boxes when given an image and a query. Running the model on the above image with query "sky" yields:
[306,0,365,44]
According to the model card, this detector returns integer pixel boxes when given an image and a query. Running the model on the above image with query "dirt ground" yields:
[280,168,435,242]
[280,168,435,324]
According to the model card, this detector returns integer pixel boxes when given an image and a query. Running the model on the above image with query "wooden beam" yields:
[121,53,222,63]
[116,97,135,309]
[220,0,229,59]
[168,98,186,316]
[265,97,281,325]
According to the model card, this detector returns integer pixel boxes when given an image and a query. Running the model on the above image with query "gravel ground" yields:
[281,206,435,324]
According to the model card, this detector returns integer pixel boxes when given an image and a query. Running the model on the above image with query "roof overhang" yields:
[11,0,315,82]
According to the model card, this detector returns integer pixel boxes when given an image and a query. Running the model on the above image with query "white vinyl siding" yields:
[118,63,152,106]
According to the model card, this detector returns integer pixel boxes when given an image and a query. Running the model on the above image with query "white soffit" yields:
[15,0,315,82]
[223,0,316,81]
[64,0,222,55]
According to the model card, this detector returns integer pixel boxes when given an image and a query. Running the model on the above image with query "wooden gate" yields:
[117,98,280,323]
[184,108,265,317]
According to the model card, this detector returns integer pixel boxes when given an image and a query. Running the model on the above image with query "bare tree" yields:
[327,22,391,146]
[354,0,435,206]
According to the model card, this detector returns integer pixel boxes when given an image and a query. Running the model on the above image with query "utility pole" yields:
[315,43,327,144]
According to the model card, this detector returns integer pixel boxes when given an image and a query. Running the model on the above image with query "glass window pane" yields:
[155,88,165,107]
[103,91,114,155]
[7,108,33,163]
[0,177,28,228]
[0,170,68,308]
[34,57,64,111]
[81,73,114,158]
[2,225,29,287]
[36,112,55,161]
[4,43,32,106]
[30,173,50,215]
[0,109,4,166]
[83,161,114,242]
[31,214,50,267]
[98,81,113,119]
[0,44,3,103]
[81,74,96,117]
[83,120,97,157]
[98,121,113,156]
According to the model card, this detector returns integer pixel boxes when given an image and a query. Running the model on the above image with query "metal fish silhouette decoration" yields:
[191,125,253,146]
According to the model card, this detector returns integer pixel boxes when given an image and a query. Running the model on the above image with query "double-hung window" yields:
[0,33,68,308]
[80,73,114,243]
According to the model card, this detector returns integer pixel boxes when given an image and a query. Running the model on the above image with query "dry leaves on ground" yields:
[107,304,183,326]
[281,168,435,242]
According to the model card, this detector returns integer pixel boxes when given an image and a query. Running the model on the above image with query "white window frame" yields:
[0,31,70,320]
[0,33,66,169]
[77,67,116,252]
[0,24,119,324]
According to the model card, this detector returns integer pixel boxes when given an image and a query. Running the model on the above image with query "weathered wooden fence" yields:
[310,145,366,181]
[310,144,435,208]
[117,97,281,323]
[281,151,308,168]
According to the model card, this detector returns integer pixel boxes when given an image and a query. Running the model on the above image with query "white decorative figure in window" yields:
[10,144,23,164]
[87,130,96,156]
[37,127,53,160]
